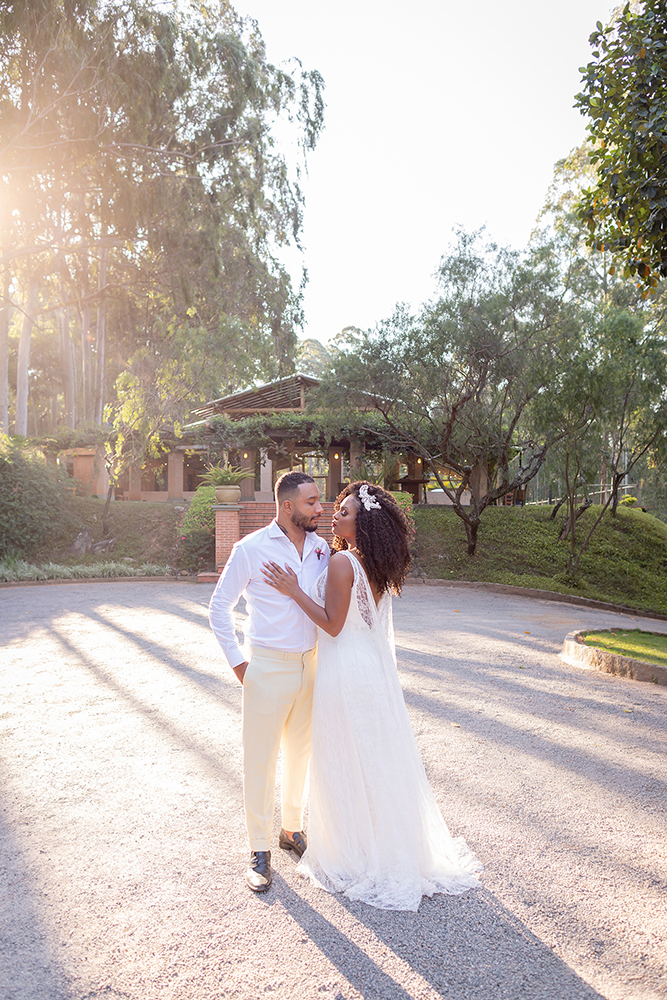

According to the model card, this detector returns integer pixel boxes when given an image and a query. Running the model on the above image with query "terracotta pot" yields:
[214,485,241,504]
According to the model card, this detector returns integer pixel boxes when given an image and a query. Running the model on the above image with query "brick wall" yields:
[239,502,336,545]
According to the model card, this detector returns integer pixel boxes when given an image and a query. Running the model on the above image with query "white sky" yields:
[231,0,617,343]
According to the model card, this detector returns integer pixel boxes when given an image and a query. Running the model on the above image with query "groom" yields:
[209,471,330,892]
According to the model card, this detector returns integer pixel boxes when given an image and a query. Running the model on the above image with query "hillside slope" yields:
[413,504,667,615]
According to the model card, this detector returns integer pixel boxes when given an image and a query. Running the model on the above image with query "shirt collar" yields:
[268,518,323,554]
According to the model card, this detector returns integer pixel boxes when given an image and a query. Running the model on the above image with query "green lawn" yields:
[582,629,667,667]
[412,503,667,616]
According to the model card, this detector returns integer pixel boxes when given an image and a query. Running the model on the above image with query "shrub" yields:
[177,528,216,573]
[180,485,216,534]
[0,436,75,559]
[177,485,216,571]
[389,490,415,525]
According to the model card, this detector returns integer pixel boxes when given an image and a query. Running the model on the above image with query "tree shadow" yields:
[47,626,242,800]
[0,789,74,1000]
[257,877,606,1000]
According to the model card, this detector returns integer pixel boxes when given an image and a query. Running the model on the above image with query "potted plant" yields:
[200,463,255,504]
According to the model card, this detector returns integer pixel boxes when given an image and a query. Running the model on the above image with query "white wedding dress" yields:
[297,550,483,911]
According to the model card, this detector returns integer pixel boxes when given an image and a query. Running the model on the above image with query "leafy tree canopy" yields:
[575,1,667,289]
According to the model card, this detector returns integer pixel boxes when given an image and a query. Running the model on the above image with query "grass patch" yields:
[413,504,667,616]
[0,557,169,583]
[582,629,667,667]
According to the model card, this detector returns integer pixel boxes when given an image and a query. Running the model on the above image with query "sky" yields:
[230,0,618,344]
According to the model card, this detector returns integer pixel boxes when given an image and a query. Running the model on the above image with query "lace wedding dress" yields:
[297,550,483,911]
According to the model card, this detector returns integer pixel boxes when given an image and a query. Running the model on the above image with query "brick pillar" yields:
[214,504,241,571]
[128,461,142,500]
[168,451,184,498]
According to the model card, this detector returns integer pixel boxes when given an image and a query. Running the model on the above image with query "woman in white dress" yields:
[262,481,482,911]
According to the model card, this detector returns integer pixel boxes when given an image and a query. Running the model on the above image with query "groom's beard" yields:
[291,510,319,533]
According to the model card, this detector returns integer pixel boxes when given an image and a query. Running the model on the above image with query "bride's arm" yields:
[262,552,353,636]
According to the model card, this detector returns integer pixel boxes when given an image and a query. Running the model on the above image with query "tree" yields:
[0,0,324,433]
[575,1,667,289]
[534,141,667,576]
[317,232,577,555]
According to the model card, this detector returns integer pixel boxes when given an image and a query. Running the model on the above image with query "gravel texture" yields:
[1,581,665,1000]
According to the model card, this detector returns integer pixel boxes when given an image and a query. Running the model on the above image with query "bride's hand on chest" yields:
[262,561,301,597]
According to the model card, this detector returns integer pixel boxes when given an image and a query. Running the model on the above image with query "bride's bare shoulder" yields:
[327,551,354,580]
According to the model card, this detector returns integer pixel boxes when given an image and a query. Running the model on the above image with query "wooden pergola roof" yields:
[190,374,320,420]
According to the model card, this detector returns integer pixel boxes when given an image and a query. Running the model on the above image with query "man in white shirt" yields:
[209,471,330,892]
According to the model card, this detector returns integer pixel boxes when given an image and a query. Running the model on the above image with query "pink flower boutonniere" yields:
[315,546,325,561]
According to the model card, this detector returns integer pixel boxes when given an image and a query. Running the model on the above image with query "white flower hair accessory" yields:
[358,483,382,511]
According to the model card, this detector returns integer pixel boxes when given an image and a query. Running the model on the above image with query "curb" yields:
[561,629,667,686]
[403,577,667,622]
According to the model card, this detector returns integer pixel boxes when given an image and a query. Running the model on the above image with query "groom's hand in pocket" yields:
[233,662,249,685]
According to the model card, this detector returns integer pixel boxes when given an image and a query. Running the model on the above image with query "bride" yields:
[262,481,482,911]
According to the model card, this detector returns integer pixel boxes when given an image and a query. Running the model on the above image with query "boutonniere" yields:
[315,546,325,561]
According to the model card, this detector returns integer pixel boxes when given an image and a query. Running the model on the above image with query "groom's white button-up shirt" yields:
[209,519,331,669]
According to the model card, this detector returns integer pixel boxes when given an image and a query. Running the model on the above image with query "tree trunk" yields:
[550,496,566,519]
[15,288,36,436]
[60,303,76,429]
[559,500,592,541]
[464,518,479,556]
[0,193,10,433]
[81,299,91,423]
[0,277,10,433]
[94,248,108,425]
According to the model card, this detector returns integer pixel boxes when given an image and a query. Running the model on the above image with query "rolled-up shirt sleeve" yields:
[208,543,250,669]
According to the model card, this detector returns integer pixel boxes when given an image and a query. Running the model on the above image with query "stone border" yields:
[561,629,667,686]
[403,577,667,622]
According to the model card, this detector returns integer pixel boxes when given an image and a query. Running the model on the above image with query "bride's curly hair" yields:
[332,481,414,595]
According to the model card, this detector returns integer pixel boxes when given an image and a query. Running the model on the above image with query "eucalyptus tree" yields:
[0,0,324,434]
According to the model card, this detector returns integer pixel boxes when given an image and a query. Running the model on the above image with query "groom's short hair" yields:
[275,471,316,502]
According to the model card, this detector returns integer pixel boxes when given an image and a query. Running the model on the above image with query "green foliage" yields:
[413,504,667,615]
[575,1,667,288]
[0,436,76,558]
[177,529,215,573]
[389,491,415,525]
[199,463,254,486]
[1,0,324,435]
[177,485,216,571]
[316,230,578,554]
[206,409,391,457]
[180,485,216,535]
[0,557,168,583]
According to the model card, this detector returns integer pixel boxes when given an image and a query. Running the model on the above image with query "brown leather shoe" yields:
[245,851,272,892]
[279,829,307,858]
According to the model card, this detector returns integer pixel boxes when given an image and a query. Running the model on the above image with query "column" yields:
[168,451,184,498]
[93,445,109,498]
[128,461,142,501]
[256,448,273,500]
[214,505,241,571]
[239,447,256,501]
[326,445,343,501]
[349,437,365,481]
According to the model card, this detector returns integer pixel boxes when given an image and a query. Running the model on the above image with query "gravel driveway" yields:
[1,581,665,1000]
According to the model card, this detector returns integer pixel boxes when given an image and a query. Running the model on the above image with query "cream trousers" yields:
[242,645,317,851]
